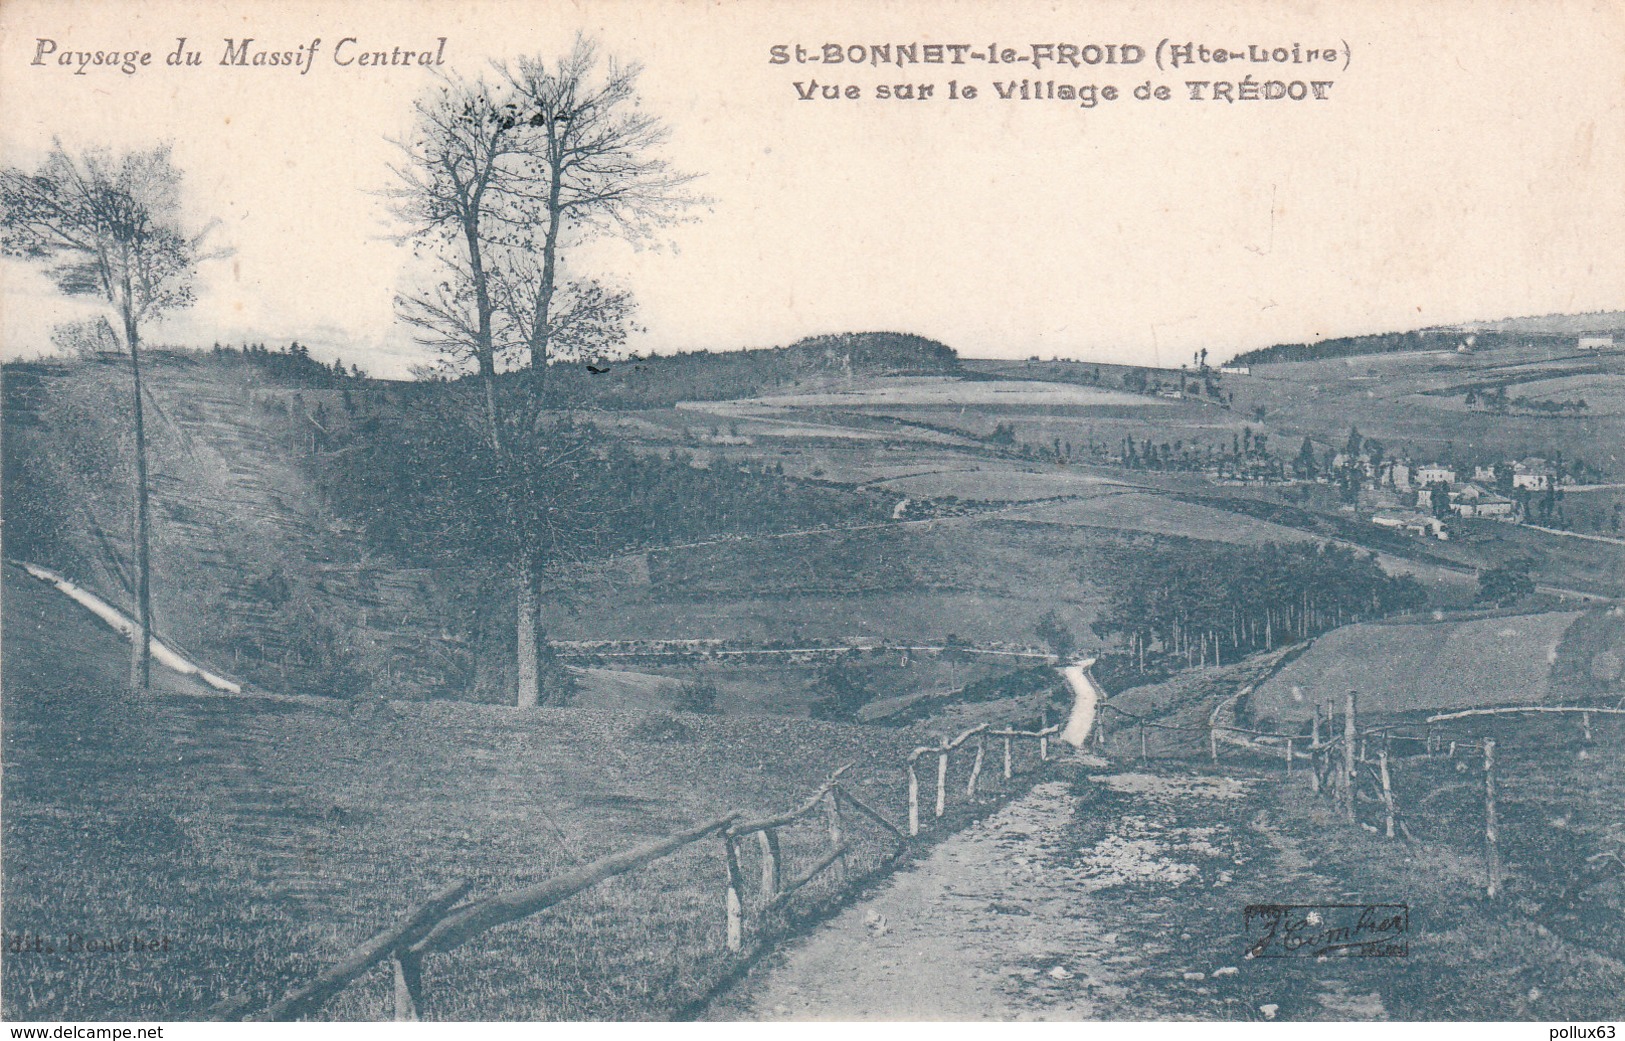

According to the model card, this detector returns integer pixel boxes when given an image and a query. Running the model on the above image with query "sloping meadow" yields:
[1,571,946,1021]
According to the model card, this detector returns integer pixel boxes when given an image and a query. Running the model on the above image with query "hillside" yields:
[1245,606,1625,724]
[7,329,1620,718]
[1228,312,1625,368]
[0,562,948,1020]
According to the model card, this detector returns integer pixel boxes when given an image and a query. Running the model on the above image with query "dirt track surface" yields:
[705,753,1437,1022]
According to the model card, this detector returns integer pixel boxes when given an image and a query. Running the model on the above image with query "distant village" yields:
[1006,337,1620,541]
[1341,455,1567,541]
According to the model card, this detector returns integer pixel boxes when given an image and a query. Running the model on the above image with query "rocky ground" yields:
[706,750,1625,1021]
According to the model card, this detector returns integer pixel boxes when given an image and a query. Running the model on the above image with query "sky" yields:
[2,0,1622,378]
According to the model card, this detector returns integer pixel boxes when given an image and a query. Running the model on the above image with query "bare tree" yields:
[389,38,699,708]
[500,39,699,706]
[1,142,222,690]
[386,72,531,452]
[503,37,699,382]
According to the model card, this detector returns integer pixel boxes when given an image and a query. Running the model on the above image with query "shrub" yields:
[673,678,721,714]
[627,712,696,744]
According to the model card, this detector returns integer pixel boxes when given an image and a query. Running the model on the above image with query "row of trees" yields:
[1090,541,1427,671]
[211,341,368,384]
[1466,385,1589,414]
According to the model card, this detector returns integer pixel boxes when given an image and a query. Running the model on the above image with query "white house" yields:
[1372,511,1448,539]
[1416,464,1457,485]
[1511,459,1553,491]
[1451,494,1516,520]
[1578,336,1615,351]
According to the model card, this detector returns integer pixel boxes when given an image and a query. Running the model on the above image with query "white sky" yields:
[2,0,1622,378]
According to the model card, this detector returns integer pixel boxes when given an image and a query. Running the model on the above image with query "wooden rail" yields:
[720,763,869,949]
[1426,705,1625,723]
[729,763,853,836]
[232,679,1143,1019]
[245,880,472,1022]
[904,720,1057,835]
[413,815,737,957]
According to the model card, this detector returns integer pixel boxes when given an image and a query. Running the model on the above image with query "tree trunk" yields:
[515,555,543,708]
[125,310,152,692]
[527,129,566,388]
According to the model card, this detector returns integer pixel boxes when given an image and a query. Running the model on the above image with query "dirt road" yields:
[707,754,1396,1022]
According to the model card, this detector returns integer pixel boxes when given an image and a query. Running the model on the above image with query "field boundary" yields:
[220,708,1066,1021]
[1103,683,1624,908]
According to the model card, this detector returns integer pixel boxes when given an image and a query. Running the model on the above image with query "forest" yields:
[1090,540,1428,672]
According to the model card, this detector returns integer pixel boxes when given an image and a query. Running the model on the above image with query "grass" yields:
[2,569,991,1021]
[745,376,1161,409]
[1054,751,1625,1020]
[1246,610,1589,723]
[1223,342,1625,481]
[1007,491,1325,546]
[874,467,1130,502]
[1272,711,1625,1017]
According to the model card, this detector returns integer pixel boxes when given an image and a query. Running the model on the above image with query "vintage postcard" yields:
[2,0,1622,1029]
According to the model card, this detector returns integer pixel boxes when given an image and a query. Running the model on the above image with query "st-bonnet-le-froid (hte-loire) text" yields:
[28,37,446,76]
[768,40,1349,70]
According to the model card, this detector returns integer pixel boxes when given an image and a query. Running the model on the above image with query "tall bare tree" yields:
[503,38,697,381]
[1,143,221,690]
[387,72,530,452]
[390,38,698,708]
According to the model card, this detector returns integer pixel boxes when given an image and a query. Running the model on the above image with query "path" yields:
[11,560,242,692]
[708,754,1391,1021]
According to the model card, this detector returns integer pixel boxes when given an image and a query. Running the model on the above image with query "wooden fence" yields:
[904,720,1061,836]
[223,710,1066,1021]
[1096,687,1625,902]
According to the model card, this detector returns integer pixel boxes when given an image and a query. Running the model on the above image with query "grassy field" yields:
[741,376,1162,409]
[1243,609,1610,724]
[9,351,1617,718]
[873,466,1130,502]
[3,568,1063,1021]
[1222,341,1625,480]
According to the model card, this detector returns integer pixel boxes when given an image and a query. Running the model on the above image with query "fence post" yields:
[1139,722,1148,764]
[1209,725,1219,763]
[1310,745,1321,793]
[391,951,424,1021]
[1341,691,1358,823]
[1582,712,1592,744]
[1312,703,1322,748]
[1484,739,1501,900]
[756,827,781,899]
[1040,731,1049,762]
[1448,740,1457,759]
[907,761,920,837]
[824,789,847,883]
[723,835,744,952]
[1285,737,1294,777]
[935,744,949,818]
[967,739,985,798]
[1379,751,1395,839]
[1003,736,1013,779]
